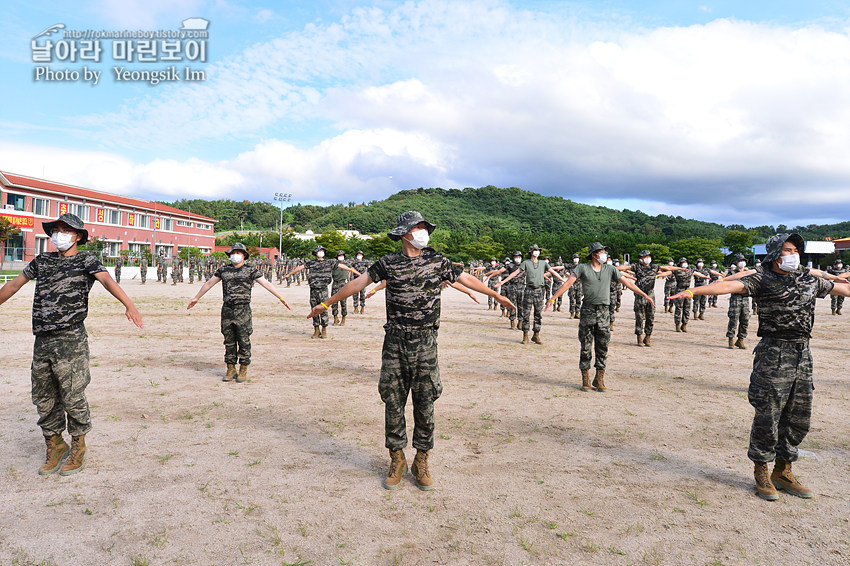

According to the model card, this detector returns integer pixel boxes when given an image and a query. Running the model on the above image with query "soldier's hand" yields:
[306,304,326,319]
[126,306,144,328]
[544,299,553,312]
[279,297,292,310]
[187,298,199,309]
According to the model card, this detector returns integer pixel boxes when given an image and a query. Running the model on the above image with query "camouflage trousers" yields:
[487,279,500,308]
[331,281,348,317]
[609,289,617,323]
[171,268,178,284]
[31,324,92,438]
[708,294,718,307]
[521,286,545,332]
[189,268,194,283]
[832,295,845,310]
[221,304,253,365]
[568,283,583,314]
[692,290,707,315]
[578,304,611,370]
[663,280,676,308]
[309,285,330,327]
[634,293,655,335]
[140,266,147,283]
[726,294,750,339]
[673,292,691,326]
[504,285,524,324]
[748,338,813,463]
[379,328,442,451]
[551,280,563,309]
[114,267,121,283]
[352,288,366,308]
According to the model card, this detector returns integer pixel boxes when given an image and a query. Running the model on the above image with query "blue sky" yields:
[2,0,849,229]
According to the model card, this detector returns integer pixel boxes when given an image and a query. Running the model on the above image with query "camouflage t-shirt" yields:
[351,259,369,280]
[23,251,107,335]
[740,267,833,341]
[501,261,525,287]
[693,267,710,287]
[214,264,262,306]
[673,268,694,290]
[367,248,461,331]
[305,258,338,288]
[632,262,660,294]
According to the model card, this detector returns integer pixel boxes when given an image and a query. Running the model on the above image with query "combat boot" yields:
[580,369,592,391]
[556,304,561,312]
[728,337,735,349]
[592,369,607,392]
[832,308,837,315]
[311,326,320,339]
[235,365,248,383]
[838,308,843,315]
[340,316,346,326]
[610,321,614,331]
[735,338,746,349]
[360,306,365,314]
[531,331,542,344]
[510,319,516,330]
[320,326,328,339]
[754,462,779,501]
[636,334,643,347]
[681,323,688,333]
[333,315,340,326]
[59,435,87,476]
[223,364,238,381]
[411,449,434,491]
[771,459,813,498]
[698,312,705,320]
[643,334,652,347]
[521,331,529,344]
[38,435,70,476]
[383,449,407,490]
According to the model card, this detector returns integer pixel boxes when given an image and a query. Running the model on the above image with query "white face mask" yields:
[408,229,429,250]
[490,261,497,267]
[573,258,579,264]
[642,257,652,264]
[697,262,704,268]
[316,251,325,258]
[778,253,800,272]
[230,253,244,264]
[51,231,76,252]
[737,261,746,269]
[668,262,674,266]
[356,255,363,261]
[597,253,608,263]
[681,263,688,269]
[837,263,844,268]
[337,256,345,261]
[532,250,540,258]
[514,257,522,264]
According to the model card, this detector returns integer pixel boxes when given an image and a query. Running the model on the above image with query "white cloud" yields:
[17,1,850,225]
[89,0,206,28]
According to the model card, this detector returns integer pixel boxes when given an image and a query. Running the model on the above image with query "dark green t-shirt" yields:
[519,259,550,288]
[574,263,622,305]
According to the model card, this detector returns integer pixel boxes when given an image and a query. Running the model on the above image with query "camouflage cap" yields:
[42,213,89,245]
[312,245,327,256]
[763,233,805,263]
[226,242,249,257]
[512,250,523,257]
[490,257,497,261]
[572,253,580,259]
[837,258,845,265]
[388,210,435,241]
[639,249,652,257]
[696,258,704,263]
[732,253,746,262]
[586,242,607,259]
[666,257,674,263]
[336,250,345,257]
[529,244,541,253]
[356,250,365,255]
[678,257,688,265]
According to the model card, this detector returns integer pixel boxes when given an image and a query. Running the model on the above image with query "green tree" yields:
[723,230,755,256]
[668,237,724,264]
[463,235,503,261]
[315,230,347,253]
[0,216,22,273]
[178,246,202,261]
[366,235,399,257]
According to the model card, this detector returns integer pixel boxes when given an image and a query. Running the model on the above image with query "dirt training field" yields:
[1,276,848,566]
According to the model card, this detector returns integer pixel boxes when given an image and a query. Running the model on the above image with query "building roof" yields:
[753,240,835,255]
[0,170,216,222]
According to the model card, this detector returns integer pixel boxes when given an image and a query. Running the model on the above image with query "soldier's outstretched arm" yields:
[457,272,515,310]
[94,271,144,328]
[255,276,291,310]
[546,275,577,309]
[308,272,373,319]
[720,269,755,282]
[668,280,746,301]
[0,273,31,307]
[547,267,567,283]
[497,268,521,287]
[447,281,480,303]
[620,277,654,307]
[830,282,850,296]
[187,276,222,309]
[365,280,387,299]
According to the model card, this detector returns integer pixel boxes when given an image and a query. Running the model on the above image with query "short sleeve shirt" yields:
[693,267,710,286]
[23,251,107,335]
[519,259,550,288]
[673,268,694,290]
[574,263,622,305]
[305,258,338,288]
[214,263,262,306]
[632,262,660,294]
[367,248,461,331]
[740,267,833,341]
[332,262,350,283]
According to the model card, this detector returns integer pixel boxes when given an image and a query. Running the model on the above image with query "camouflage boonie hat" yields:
[529,244,541,253]
[312,245,327,256]
[226,242,249,257]
[43,213,89,245]
[586,242,607,259]
[639,250,652,257]
[732,253,745,262]
[512,250,523,257]
[356,250,365,255]
[336,250,345,257]
[677,257,688,265]
[572,253,580,259]
[763,233,805,263]
[666,257,674,263]
[490,257,497,261]
[388,210,435,241]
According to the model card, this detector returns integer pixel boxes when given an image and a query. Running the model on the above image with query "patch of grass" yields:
[248,459,263,467]
[580,539,600,553]
[151,528,169,549]
[556,532,575,541]
[608,546,626,555]
[543,521,558,530]
[228,450,240,456]
[579,509,595,517]
[685,489,709,507]
[518,537,534,552]
[131,556,151,566]
[157,453,173,464]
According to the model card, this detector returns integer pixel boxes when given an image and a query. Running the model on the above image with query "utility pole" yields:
[273,192,293,256]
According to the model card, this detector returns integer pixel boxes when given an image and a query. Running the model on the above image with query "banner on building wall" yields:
[58,202,68,215]
[154,218,161,230]
[128,213,135,226]
[0,211,35,229]
[96,208,105,222]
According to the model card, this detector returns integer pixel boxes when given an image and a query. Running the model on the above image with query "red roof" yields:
[0,170,217,223]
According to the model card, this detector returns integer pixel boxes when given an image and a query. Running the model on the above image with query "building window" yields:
[163,219,173,231]
[108,209,121,225]
[176,220,193,227]
[36,236,49,256]
[5,193,26,211]
[105,242,120,257]
[136,214,148,228]
[70,203,87,221]
[129,243,148,256]
[196,223,211,230]
[33,198,50,216]
[5,233,24,261]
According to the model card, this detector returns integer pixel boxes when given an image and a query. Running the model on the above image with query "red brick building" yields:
[0,171,216,266]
